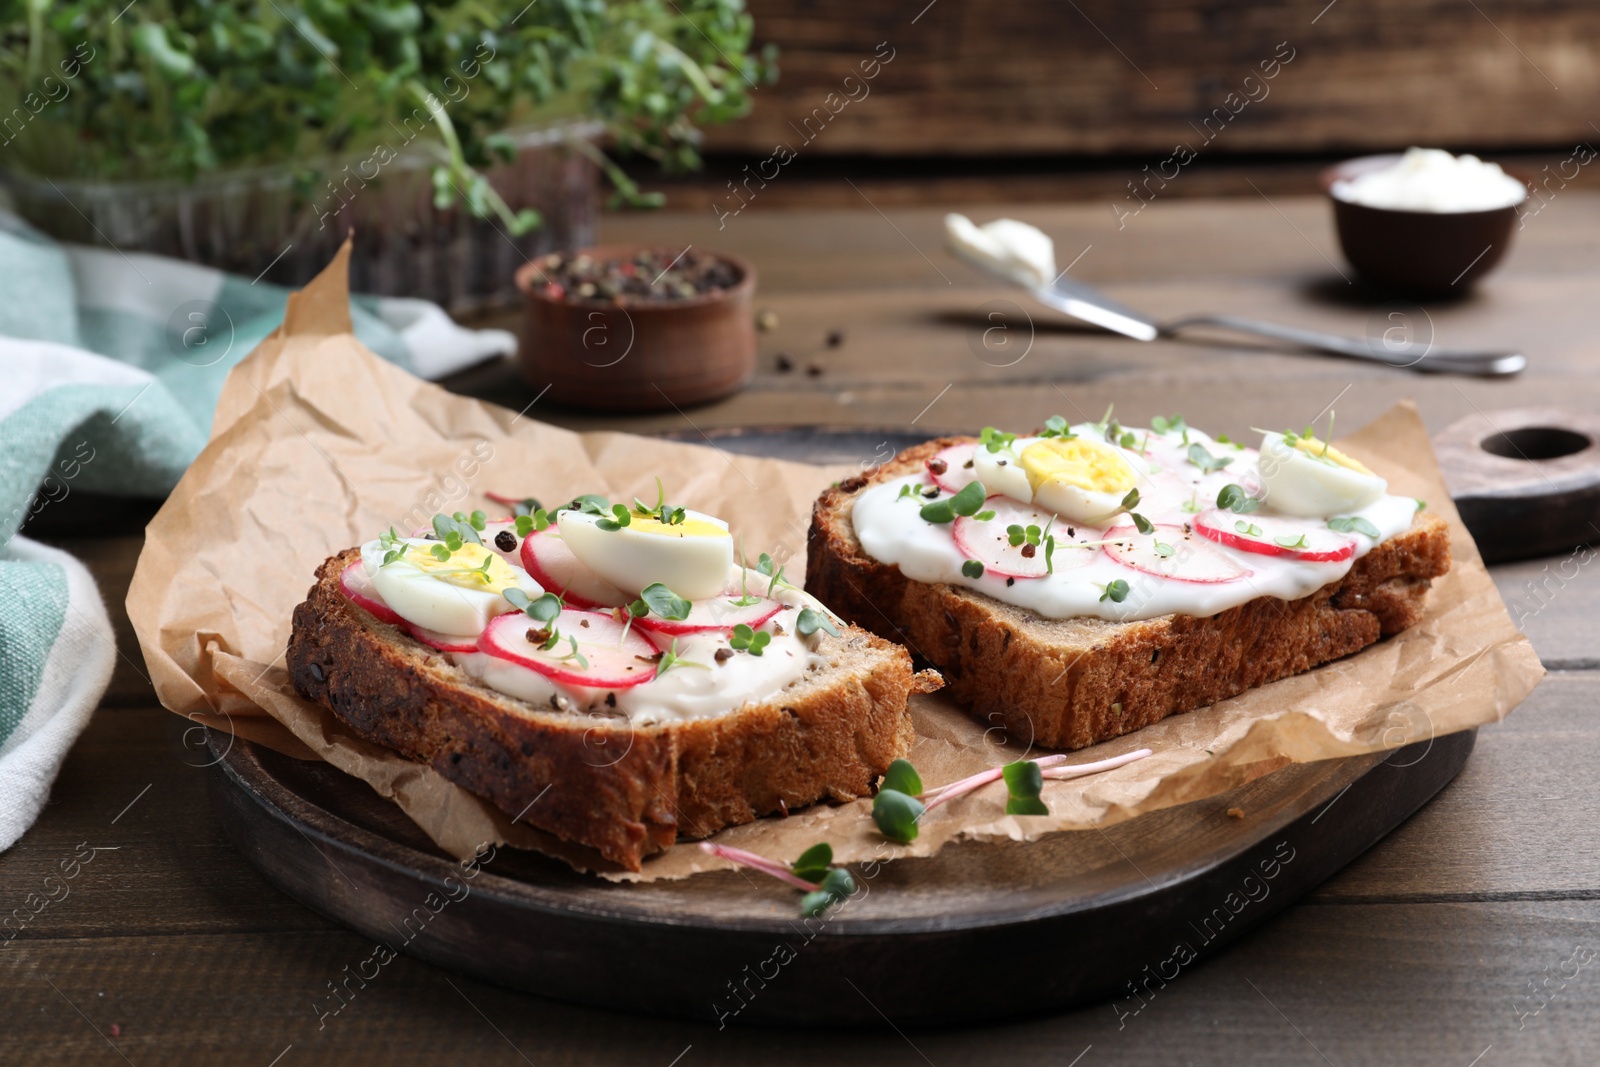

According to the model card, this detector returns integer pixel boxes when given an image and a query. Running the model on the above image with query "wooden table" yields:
[9,192,1598,1065]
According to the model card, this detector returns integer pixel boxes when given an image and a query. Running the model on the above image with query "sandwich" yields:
[807,412,1450,750]
[287,488,933,871]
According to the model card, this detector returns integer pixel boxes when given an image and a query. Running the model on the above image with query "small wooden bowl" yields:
[514,245,756,412]
[1321,154,1526,297]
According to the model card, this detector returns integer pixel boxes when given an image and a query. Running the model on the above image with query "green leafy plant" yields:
[0,0,776,230]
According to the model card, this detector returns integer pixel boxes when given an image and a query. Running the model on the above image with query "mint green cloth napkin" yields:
[0,215,515,849]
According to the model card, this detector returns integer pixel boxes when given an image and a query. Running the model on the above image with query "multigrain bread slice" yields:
[287,549,932,871]
[807,437,1452,752]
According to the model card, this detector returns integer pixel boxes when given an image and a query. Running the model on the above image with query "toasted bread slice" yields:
[807,437,1451,751]
[287,549,931,871]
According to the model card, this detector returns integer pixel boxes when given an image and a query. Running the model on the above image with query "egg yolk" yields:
[1291,435,1374,476]
[402,542,521,593]
[1019,438,1138,494]
[629,516,728,539]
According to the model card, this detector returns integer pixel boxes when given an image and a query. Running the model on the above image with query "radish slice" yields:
[634,595,784,636]
[1193,509,1355,563]
[479,609,659,689]
[340,561,404,625]
[403,622,480,653]
[519,527,629,609]
[951,497,1097,578]
[927,443,979,494]
[1103,523,1251,583]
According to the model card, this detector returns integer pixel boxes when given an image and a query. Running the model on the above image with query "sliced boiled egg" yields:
[558,507,733,600]
[1257,432,1386,517]
[1018,436,1145,525]
[361,538,541,638]
[971,440,1035,504]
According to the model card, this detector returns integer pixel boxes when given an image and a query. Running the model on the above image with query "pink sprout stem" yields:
[484,491,527,507]
[699,842,818,890]
[1040,747,1153,780]
[920,754,1067,811]
[921,748,1153,810]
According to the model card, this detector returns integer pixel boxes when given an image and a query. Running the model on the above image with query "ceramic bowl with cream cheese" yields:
[1321,150,1529,296]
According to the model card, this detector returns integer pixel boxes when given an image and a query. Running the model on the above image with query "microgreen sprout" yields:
[978,426,1017,453]
[1002,760,1048,816]
[505,588,563,622]
[755,552,789,596]
[1153,540,1175,558]
[379,527,409,566]
[1327,515,1381,539]
[1415,498,1427,512]
[1151,414,1187,435]
[616,598,650,643]
[1187,442,1233,474]
[874,749,1154,836]
[1235,520,1264,538]
[871,759,926,843]
[795,607,841,638]
[434,551,498,583]
[596,503,634,531]
[570,493,612,516]
[1039,415,1076,440]
[731,539,763,607]
[1121,488,1141,511]
[431,511,482,553]
[729,623,772,656]
[1131,513,1156,535]
[920,480,987,524]
[1098,579,1131,603]
[514,508,552,537]
[1216,484,1260,514]
[1215,433,1245,450]
[896,483,919,501]
[554,634,589,670]
[654,638,707,677]
[636,582,692,621]
[1181,492,1202,515]
[632,476,668,516]
[1274,534,1309,549]
[960,559,985,578]
[1007,524,1043,548]
[698,842,857,918]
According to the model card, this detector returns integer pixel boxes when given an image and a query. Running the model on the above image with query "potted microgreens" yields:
[0,1,773,311]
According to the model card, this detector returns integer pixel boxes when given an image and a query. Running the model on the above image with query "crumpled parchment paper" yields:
[127,243,1544,882]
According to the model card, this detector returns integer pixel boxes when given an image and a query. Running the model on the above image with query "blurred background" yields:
[660,1,1598,208]
[5,0,1595,312]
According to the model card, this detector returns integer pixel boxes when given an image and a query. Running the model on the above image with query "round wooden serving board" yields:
[207,427,1479,1028]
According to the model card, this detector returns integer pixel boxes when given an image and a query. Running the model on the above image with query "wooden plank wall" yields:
[704,0,1600,157]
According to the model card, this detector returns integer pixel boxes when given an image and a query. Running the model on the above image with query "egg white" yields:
[558,508,734,600]
[361,538,541,638]
[971,439,1035,504]
[1023,437,1149,526]
[1257,434,1387,517]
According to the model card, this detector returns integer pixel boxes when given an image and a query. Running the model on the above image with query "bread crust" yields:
[807,437,1451,751]
[287,550,924,870]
